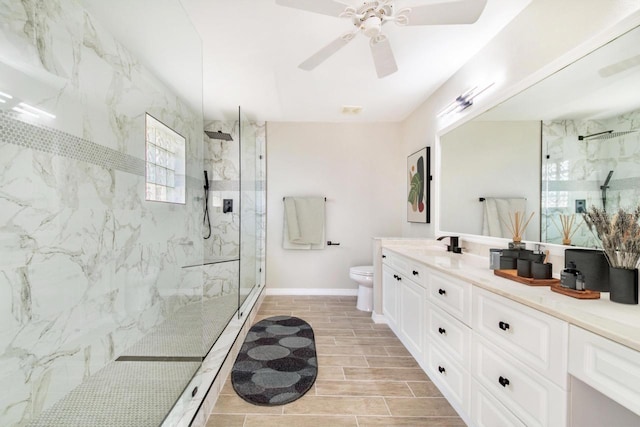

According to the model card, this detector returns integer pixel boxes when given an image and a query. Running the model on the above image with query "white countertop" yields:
[383,244,640,353]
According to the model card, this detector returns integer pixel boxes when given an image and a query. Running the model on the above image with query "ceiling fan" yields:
[276,0,488,78]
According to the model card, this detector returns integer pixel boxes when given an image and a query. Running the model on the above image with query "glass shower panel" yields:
[239,107,259,309]
[0,1,204,426]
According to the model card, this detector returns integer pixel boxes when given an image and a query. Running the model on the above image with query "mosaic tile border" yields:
[0,111,145,176]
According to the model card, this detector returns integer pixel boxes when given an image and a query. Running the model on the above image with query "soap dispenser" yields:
[561,261,579,289]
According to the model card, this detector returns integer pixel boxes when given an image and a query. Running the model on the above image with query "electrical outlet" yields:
[575,199,586,213]
[223,199,233,213]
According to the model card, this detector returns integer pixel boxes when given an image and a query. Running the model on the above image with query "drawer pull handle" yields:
[438,288,446,296]
[397,276,402,281]
[498,376,510,387]
[393,274,398,279]
[438,327,446,335]
[412,270,419,276]
[382,255,387,258]
[438,366,446,374]
[498,321,510,331]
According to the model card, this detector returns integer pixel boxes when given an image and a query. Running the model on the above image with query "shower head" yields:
[205,130,233,141]
[578,130,637,141]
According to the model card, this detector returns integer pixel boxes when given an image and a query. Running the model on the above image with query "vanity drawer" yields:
[427,270,471,325]
[472,334,567,427]
[382,250,427,288]
[471,379,526,427]
[569,325,640,416]
[472,288,568,388]
[426,301,471,370]
[425,344,469,414]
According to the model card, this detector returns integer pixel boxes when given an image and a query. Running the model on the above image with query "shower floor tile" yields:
[27,361,200,427]
[122,293,239,358]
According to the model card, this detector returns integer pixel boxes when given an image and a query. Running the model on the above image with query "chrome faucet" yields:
[436,235,462,253]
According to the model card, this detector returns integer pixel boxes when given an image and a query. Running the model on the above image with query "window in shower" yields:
[145,113,186,203]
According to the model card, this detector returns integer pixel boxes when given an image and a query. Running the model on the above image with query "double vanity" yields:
[373,239,640,427]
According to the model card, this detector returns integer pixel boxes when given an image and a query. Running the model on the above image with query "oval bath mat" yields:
[231,315,317,406]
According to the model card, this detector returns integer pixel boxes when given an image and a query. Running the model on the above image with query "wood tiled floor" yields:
[207,295,466,427]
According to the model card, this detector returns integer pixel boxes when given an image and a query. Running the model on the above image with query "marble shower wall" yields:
[542,109,640,247]
[0,0,215,425]
[203,119,266,291]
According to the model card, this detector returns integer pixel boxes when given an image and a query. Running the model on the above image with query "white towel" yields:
[482,197,527,238]
[283,197,325,250]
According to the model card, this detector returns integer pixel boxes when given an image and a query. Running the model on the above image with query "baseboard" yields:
[371,312,388,324]
[266,287,358,296]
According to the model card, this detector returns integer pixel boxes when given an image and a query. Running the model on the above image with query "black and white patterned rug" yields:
[231,315,317,406]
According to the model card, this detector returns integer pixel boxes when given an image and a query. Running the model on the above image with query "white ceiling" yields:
[181,0,532,122]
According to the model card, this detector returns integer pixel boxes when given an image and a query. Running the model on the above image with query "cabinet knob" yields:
[412,270,419,276]
[438,366,446,374]
[438,288,446,296]
[438,327,446,335]
[382,255,386,258]
[396,276,402,281]
[498,376,510,387]
[498,321,510,331]
[393,274,398,279]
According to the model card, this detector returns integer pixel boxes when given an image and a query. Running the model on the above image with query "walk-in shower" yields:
[0,1,265,426]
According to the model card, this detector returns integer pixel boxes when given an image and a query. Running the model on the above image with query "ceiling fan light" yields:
[362,16,382,38]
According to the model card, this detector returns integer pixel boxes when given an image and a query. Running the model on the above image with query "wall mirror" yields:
[439,24,640,247]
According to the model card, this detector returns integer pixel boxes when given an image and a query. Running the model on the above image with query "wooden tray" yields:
[550,283,600,299]
[494,269,560,286]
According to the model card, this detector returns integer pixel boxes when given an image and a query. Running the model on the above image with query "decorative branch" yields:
[583,206,640,269]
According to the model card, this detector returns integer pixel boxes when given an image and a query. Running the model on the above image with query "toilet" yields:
[350,265,374,312]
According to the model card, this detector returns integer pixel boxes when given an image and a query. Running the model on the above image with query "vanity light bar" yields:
[438,82,495,117]
[18,102,56,119]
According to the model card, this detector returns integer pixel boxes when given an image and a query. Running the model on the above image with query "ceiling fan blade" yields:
[370,36,398,78]
[275,0,348,17]
[299,32,356,71]
[405,0,488,26]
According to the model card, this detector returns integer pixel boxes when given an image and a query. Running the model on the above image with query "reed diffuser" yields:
[552,213,581,245]
[501,211,535,246]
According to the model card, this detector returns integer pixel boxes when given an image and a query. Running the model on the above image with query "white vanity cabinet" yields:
[569,325,640,417]
[378,246,640,427]
[381,250,426,359]
[471,288,569,427]
[424,271,473,415]
[381,264,399,328]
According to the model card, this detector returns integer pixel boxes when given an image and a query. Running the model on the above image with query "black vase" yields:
[609,267,639,305]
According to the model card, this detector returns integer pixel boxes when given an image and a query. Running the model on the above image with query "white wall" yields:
[401,0,640,238]
[439,121,541,240]
[266,122,403,291]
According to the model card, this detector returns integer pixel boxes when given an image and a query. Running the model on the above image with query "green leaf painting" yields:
[408,172,422,206]
[407,148,430,223]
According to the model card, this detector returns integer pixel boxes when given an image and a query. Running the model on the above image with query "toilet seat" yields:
[350,266,373,277]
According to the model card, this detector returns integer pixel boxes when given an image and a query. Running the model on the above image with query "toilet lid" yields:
[351,265,374,276]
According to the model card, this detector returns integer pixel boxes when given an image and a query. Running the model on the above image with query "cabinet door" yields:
[399,277,424,358]
[472,334,567,427]
[382,266,398,329]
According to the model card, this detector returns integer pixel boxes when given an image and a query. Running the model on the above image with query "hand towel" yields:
[283,197,326,250]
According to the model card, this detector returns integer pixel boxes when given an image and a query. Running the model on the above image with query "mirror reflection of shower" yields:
[203,170,211,239]
[600,170,614,212]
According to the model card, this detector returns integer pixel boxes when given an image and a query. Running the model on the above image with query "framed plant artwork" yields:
[407,147,431,223]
